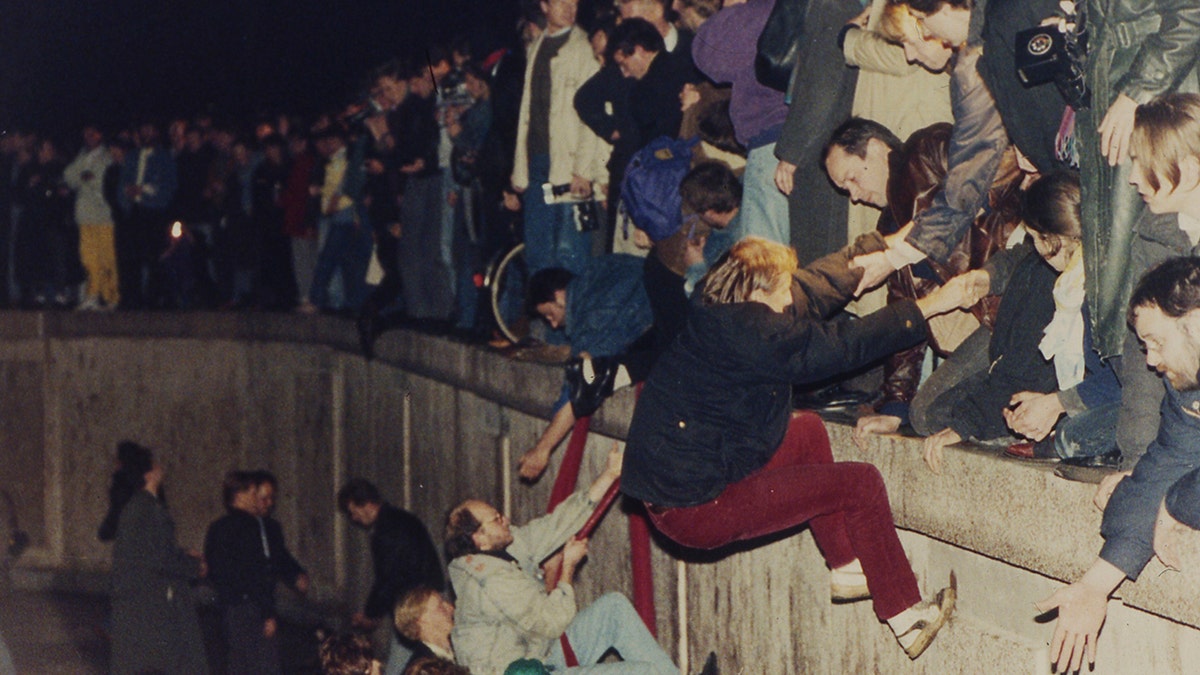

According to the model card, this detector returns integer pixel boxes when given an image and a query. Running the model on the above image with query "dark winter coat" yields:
[623,232,929,507]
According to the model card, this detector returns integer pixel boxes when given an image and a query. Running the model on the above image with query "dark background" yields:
[0,0,530,138]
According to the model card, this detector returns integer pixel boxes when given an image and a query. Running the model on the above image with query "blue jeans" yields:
[1055,401,1120,460]
[739,142,790,245]
[544,593,675,674]
[309,210,372,310]
[440,172,459,299]
[524,154,590,275]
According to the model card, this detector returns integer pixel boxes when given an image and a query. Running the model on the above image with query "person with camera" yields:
[512,0,608,276]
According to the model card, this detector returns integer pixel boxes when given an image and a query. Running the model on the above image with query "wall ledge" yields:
[6,310,1200,630]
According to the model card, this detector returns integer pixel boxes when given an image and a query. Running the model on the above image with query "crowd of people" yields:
[40,0,1200,672]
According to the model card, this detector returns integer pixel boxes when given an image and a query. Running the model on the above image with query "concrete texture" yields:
[2,311,1200,673]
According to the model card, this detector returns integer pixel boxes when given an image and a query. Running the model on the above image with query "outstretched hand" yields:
[1035,583,1108,673]
[853,414,901,451]
[922,428,961,475]
[850,250,896,296]
[519,446,552,481]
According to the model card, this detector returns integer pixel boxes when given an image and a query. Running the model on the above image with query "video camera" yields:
[1014,2,1089,110]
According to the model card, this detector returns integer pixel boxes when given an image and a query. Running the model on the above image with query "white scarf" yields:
[1039,245,1086,390]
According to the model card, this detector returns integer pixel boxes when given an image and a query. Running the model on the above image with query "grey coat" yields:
[110,491,208,675]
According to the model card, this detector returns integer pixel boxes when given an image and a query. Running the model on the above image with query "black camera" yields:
[1015,24,1090,111]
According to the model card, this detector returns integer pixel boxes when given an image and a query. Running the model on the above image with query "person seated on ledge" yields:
[916,171,1120,473]
[837,118,1029,447]
[621,234,970,659]
[1002,172,1121,465]
[519,256,652,480]
[1037,257,1200,674]
[444,446,682,675]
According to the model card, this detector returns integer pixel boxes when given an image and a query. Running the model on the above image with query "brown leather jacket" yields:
[875,122,1025,413]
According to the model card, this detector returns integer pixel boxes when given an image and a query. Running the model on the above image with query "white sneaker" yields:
[889,573,956,659]
[77,296,101,311]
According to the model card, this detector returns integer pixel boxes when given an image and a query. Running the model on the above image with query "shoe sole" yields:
[904,572,957,660]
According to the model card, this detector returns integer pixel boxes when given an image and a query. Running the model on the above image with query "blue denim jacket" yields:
[564,254,653,358]
[1101,383,1200,578]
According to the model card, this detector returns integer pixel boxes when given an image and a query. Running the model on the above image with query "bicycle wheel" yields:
[489,243,530,344]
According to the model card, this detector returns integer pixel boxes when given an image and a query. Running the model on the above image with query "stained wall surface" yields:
[3,313,1200,674]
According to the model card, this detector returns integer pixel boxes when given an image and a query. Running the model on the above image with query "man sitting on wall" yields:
[443,446,679,675]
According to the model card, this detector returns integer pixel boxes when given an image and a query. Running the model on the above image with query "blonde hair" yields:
[700,236,798,305]
[394,587,439,641]
[878,4,921,44]
[1131,93,1200,193]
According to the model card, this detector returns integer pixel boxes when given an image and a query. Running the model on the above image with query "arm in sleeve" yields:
[691,8,752,84]
[143,153,178,210]
[570,55,607,183]
[266,521,307,587]
[905,49,1009,264]
[63,154,86,191]
[467,561,578,640]
[980,242,1033,296]
[762,299,929,384]
[1166,467,1200,531]
[843,27,919,76]
[507,491,594,566]
[573,71,621,143]
[115,497,200,582]
[791,231,887,319]
[1116,1,1200,104]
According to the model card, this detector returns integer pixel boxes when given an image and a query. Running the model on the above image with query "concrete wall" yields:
[3,312,1200,673]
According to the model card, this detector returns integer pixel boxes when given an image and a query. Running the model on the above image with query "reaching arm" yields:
[1035,559,1125,674]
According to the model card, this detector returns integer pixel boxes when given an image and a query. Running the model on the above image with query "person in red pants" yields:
[622,234,967,658]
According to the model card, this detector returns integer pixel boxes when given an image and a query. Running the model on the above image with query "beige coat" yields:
[449,492,593,675]
[512,26,610,191]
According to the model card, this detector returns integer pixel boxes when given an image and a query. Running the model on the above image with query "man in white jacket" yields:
[63,125,116,309]
[512,0,608,276]
[443,446,675,675]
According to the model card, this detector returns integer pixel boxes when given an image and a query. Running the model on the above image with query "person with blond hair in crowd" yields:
[393,588,458,670]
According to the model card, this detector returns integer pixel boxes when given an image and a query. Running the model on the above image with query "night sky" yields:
[0,0,525,138]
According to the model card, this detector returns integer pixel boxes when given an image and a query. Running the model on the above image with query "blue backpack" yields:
[619,136,698,242]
